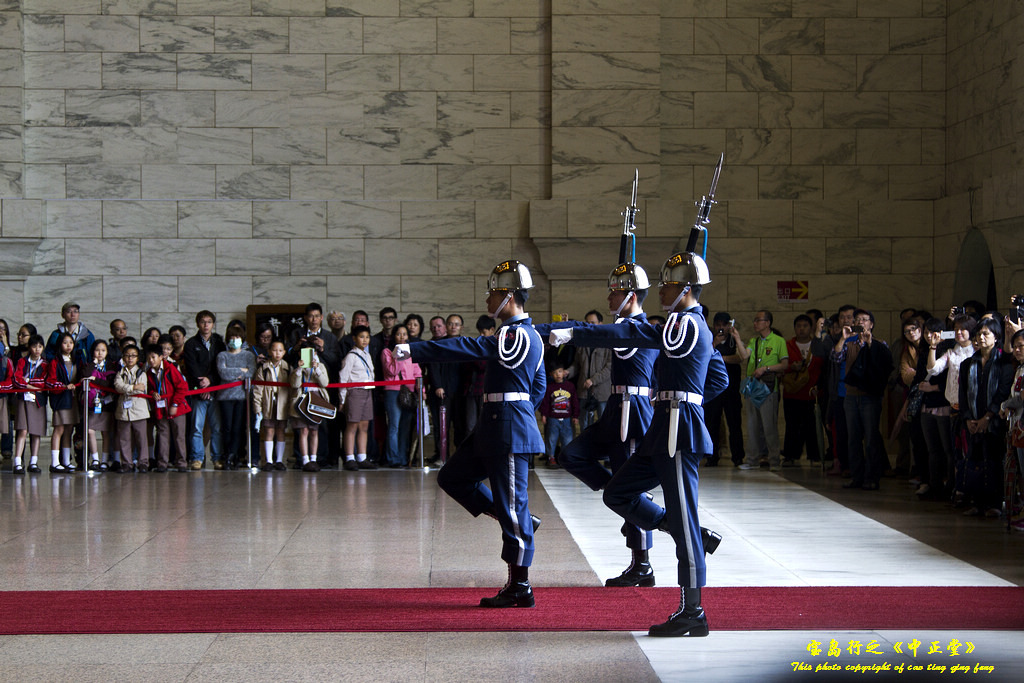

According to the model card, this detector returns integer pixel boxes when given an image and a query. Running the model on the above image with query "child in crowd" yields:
[46,332,80,473]
[339,325,377,471]
[540,363,579,468]
[253,340,290,472]
[216,327,256,469]
[113,345,149,473]
[290,350,330,472]
[13,334,48,473]
[0,334,13,460]
[168,326,187,373]
[146,344,191,472]
[82,339,117,471]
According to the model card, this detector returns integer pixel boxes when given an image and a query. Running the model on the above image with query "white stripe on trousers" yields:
[507,452,526,566]
[675,451,698,587]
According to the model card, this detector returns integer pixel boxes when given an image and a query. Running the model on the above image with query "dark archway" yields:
[952,229,997,311]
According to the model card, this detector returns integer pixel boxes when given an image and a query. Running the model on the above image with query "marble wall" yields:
[0,1,1018,345]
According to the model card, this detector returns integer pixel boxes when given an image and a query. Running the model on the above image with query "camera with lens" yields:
[1010,295,1024,324]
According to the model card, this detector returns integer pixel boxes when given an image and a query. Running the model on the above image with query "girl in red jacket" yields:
[46,332,80,472]
[13,334,47,474]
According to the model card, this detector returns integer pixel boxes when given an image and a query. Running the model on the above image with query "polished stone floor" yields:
[0,458,1020,682]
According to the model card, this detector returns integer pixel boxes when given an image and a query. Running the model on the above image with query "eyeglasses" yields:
[753,318,768,323]
[382,314,397,321]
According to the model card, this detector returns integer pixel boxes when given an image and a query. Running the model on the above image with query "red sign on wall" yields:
[777,280,809,303]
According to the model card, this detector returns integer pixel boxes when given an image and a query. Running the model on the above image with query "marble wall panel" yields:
[326,275,399,317]
[891,237,934,274]
[254,128,327,165]
[102,0,177,14]
[65,15,140,52]
[822,165,888,200]
[859,0,923,16]
[177,275,253,314]
[252,200,326,238]
[553,163,659,199]
[474,200,528,238]
[178,201,252,238]
[253,275,327,306]
[726,128,791,165]
[363,18,437,54]
[216,238,290,275]
[757,92,821,127]
[474,128,548,165]
[510,91,550,128]
[399,275,477,317]
[363,166,435,200]
[400,55,473,91]
[566,198,633,238]
[694,18,758,55]
[102,200,177,238]
[791,55,855,91]
[103,276,178,313]
[725,199,793,238]
[364,92,437,127]
[758,166,822,200]
[553,15,659,53]
[327,128,400,165]
[216,17,289,53]
[529,199,567,238]
[216,166,290,200]
[706,237,759,275]
[791,128,855,165]
[402,0,474,17]
[24,53,102,90]
[23,15,64,52]
[659,91,692,127]
[252,54,326,91]
[438,238,512,275]
[289,18,362,53]
[141,164,216,199]
[825,237,891,274]
[759,18,824,54]
[692,92,759,127]
[140,238,214,276]
[24,276,103,314]
[0,163,22,197]
[101,126,176,165]
[0,277,25,323]
[0,123,20,160]
[553,90,657,127]
[327,200,402,239]
[726,55,791,91]
[554,0,660,14]
[475,0,548,16]
[658,164,698,200]
[510,16,550,55]
[890,18,945,54]
[661,128,726,166]
[290,166,364,200]
[254,0,326,16]
[762,237,825,274]
[178,54,252,91]
[364,238,437,275]
[438,92,510,129]
[552,127,659,165]
[438,18,510,54]
[65,90,141,127]
[890,165,944,201]
[1,200,44,238]
[0,49,22,88]
[67,165,141,200]
[857,55,922,91]
[217,92,362,127]
[554,52,660,90]
[177,0,251,15]
[400,200,474,238]
[177,128,252,165]
[646,198,701,238]
[661,55,725,91]
[290,238,364,275]
[0,87,20,125]
[888,92,945,128]
[824,18,889,54]
[65,238,139,275]
[857,129,921,165]
[823,92,888,128]
[437,166,510,200]
[858,274,932,312]
[26,165,66,201]
[476,54,550,91]
[859,200,932,238]
[326,55,399,90]
[46,200,102,238]
[140,16,215,53]
[661,17,694,55]
[141,91,215,126]
[102,53,178,89]
[510,164,548,199]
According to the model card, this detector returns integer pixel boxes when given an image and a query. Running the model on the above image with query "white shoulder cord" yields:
[498,325,531,369]
[663,312,699,358]
[613,316,638,360]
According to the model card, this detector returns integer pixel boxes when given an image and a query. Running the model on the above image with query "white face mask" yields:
[228,338,242,351]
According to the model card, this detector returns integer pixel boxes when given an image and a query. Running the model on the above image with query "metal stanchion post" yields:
[244,377,253,470]
[81,377,91,473]
[416,377,424,469]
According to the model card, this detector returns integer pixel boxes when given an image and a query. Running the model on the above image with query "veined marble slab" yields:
[103,199,177,238]
[140,238,214,276]
[252,200,327,239]
[326,200,402,239]
[177,200,252,239]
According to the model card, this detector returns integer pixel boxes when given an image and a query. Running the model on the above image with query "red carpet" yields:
[0,587,1021,634]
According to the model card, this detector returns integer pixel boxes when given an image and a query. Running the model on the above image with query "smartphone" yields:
[728,319,735,327]
[300,347,313,366]
[851,325,864,333]
[939,330,955,340]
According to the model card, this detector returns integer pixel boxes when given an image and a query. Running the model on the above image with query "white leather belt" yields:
[612,385,650,396]
[483,392,531,402]
[656,391,703,406]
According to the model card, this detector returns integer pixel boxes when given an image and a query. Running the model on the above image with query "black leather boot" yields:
[605,562,655,587]
[648,586,709,637]
[655,517,723,556]
[480,564,534,608]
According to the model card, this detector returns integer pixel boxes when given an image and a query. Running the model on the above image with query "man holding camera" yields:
[737,311,788,471]
[705,312,745,466]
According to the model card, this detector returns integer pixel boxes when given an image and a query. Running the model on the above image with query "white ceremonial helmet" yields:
[488,260,534,292]
[607,262,651,292]
[659,252,711,287]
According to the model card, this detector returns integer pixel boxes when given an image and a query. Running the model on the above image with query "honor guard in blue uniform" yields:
[538,263,724,588]
[396,260,545,608]
[550,252,729,636]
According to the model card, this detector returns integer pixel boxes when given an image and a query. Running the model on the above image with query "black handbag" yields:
[396,368,415,409]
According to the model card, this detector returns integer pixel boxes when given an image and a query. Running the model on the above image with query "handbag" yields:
[904,386,924,419]
[397,385,415,409]
[296,391,336,424]
[740,376,771,407]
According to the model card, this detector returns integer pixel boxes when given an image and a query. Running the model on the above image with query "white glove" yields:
[394,343,411,361]
[549,328,574,347]
[254,414,263,432]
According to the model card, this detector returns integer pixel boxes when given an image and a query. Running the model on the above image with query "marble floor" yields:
[0,460,1020,682]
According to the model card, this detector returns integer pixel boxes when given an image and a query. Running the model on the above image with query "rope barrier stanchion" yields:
[244,376,253,471]
[415,376,424,470]
[81,377,91,474]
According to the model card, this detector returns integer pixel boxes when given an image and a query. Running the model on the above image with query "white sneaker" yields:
[737,463,758,470]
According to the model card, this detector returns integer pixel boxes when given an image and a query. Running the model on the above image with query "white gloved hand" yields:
[549,328,574,347]
[254,414,263,432]
[394,343,411,361]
